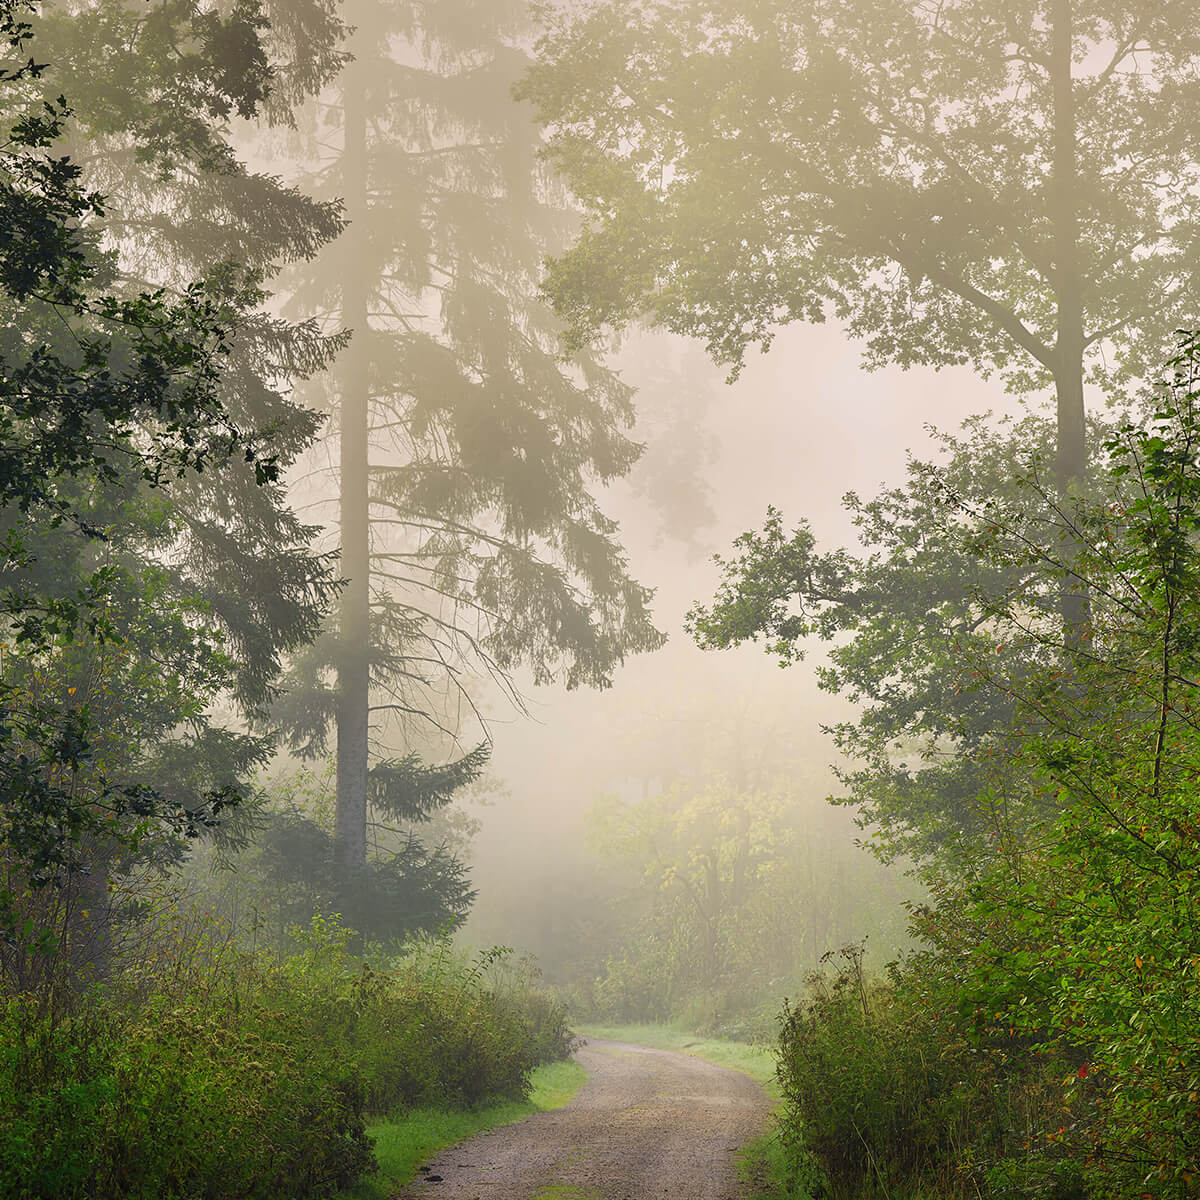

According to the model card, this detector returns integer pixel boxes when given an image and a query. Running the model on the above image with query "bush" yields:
[775,945,1077,1200]
[0,917,577,1199]
[0,990,373,1200]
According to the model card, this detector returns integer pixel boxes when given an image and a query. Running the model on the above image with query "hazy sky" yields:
[465,317,1024,953]
[490,318,1012,778]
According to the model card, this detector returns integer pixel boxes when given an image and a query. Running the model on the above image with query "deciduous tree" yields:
[522,0,1200,488]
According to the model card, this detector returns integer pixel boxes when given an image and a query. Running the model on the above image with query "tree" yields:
[0,0,298,960]
[0,0,346,975]
[686,413,1085,862]
[587,765,910,1020]
[197,755,483,954]
[276,0,665,869]
[890,336,1200,1193]
[520,1,1200,491]
[30,0,348,714]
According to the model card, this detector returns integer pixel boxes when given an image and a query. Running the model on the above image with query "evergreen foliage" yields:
[270,0,664,868]
[0,0,310,960]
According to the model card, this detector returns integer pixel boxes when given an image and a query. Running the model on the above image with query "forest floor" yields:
[393,1037,773,1200]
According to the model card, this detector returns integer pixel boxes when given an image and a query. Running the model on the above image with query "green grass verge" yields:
[339,1059,588,1200]
[577,1023,802,1200]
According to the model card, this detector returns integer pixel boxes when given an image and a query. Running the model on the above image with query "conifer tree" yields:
[19,0,352,729]
[1,0,348,972]
[276,0,664,869]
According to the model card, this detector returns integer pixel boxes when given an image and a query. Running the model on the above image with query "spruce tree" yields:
[1,0,347,973]
[275,0,664,869]
[22,0,353,730]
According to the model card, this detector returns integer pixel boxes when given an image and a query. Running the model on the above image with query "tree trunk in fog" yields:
[1050,0,1089,637]
[76,861,111,984]
[335,59,370,871]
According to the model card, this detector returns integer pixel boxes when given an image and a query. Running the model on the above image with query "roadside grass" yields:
[577,1023,802,1200]
[339,1059,588,1199]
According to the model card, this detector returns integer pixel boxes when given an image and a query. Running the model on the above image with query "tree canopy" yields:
[521,0,1200,479]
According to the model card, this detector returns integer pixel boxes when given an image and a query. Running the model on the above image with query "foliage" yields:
[185,759,487,955]
[0,914,575,1199]
[770,336,1200,1198]
[0,0,316,955]
[776,947,1077,1200]
[0,0,356,982]
[0,0,257,524]
[584,767,911,1030]
[686,412,1104,866]
[249,806,476,950]
[522,1,1200,478]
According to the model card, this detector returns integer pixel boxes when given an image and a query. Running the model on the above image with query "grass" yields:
[578,1022,802,1200]
[339,1059,588,1199]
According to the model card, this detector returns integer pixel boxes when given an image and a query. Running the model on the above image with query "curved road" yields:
[400,1038,772,1200]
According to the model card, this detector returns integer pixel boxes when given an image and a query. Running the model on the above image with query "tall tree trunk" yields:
[335,57,370,871]
[72,853,112,987]
[1050,0,1089,635]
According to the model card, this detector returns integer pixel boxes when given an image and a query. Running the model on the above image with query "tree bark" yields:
[1050,0,1089,636]
[335,56,371,871]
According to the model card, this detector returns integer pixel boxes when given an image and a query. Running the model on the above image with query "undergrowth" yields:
[0,915,576,1199]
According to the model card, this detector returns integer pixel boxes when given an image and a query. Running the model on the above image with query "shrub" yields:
[0,917,577,1199]
[0,990,373,1200]
[775,945,1078,1200]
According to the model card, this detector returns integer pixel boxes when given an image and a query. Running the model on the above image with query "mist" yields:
[3,1,1199,1197]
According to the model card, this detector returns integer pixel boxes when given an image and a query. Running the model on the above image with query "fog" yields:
[7,2,1200,1192]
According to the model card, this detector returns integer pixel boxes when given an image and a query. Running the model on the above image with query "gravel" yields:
[399,1037,773,1200]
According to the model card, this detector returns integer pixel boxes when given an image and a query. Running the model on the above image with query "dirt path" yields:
[398,1038,772,1200]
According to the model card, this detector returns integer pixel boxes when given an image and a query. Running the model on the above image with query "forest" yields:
[2,1,1199,1198]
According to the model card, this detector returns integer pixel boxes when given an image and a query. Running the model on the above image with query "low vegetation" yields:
[0,917,576,1200]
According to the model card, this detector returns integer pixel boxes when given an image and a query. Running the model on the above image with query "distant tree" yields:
[521,0,1200,491]
[275,0,665,870]
[618,338,719,558]
[587,767,909,1019]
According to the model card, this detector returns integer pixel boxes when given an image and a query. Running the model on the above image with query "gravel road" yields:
[398,1038,772,1200]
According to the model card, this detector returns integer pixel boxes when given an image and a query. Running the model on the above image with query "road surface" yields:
[399,1038,772,1200]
